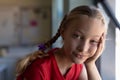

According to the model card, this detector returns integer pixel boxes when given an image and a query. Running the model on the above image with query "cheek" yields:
[64,40,78,55]
[64,40,73,52]
[89,46,97,57]
[64,38,77,48]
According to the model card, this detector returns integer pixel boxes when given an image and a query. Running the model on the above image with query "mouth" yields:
[73,53,85,59]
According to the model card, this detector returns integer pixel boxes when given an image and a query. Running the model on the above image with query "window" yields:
[96,0,120,80]
[115,0,120,80]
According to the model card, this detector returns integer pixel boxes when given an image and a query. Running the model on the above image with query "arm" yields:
[84,34,105,80]
[79,63,101,80]
[79,64,88,80]
[85,62,101,80]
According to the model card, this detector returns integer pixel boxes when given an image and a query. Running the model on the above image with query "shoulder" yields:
[29,53,54,70]
[22,52,55,79]
[21,56,53,80]
[17,48,58,80]
[32,54,53,67]
[26,48,58,70]
[23,48,58,74]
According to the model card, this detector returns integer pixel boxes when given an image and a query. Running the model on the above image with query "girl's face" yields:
[61,15,106,64]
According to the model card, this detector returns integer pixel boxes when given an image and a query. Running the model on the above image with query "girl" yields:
[16,5,107,80]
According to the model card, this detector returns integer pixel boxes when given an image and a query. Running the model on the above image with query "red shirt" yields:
[17,49,83,80]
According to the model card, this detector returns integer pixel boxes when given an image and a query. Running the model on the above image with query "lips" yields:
[74,53,84,59]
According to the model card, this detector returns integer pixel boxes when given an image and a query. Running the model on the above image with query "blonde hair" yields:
[16,5,106,76]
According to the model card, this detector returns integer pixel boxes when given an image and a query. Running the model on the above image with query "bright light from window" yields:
[115,0,120,80]
[115,0,120,23]
[116,28,120,80]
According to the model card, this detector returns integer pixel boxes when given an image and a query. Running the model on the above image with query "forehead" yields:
[66,15,106,37]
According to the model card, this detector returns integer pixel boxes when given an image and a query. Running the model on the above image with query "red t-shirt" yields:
[17,48,83,80]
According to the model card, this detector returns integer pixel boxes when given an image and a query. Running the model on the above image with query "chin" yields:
[74,59,85,64]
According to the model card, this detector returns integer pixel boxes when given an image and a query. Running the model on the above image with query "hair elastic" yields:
[38,43,46,50]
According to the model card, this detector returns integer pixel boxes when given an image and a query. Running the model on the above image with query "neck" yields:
[54,48,74,75]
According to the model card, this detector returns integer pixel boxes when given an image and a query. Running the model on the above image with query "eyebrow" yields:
[75,29,85,34]
[75,30,101,37]
[93,35,101,38]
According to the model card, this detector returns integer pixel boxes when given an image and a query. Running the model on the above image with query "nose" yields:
[77,40,89,52]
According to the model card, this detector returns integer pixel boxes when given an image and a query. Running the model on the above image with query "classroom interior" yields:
[0,0,119,80]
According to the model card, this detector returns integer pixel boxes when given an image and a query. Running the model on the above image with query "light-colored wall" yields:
[0,0,51,80]
[0,0,51,7]
[0,1,51,46]
[69,0,94,10]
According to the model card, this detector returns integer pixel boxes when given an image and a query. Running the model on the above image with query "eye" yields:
[90,40,99,46]
[72,34,81,39]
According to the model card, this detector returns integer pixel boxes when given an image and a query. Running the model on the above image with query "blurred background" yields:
[0,0,119,80]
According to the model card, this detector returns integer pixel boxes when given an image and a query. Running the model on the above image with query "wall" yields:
[52,0,64,48]
[0,0,51,7]
[0,0,51,46]
[69,0,94,10]
[0,0,51,80]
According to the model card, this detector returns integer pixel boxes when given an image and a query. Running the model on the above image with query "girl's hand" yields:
[85,33,105,65]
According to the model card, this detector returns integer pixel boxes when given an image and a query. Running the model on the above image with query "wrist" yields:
[85,61,96,67]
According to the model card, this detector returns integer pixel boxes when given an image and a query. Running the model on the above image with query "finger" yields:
[93,33,105,58]
[100,33,106,50]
